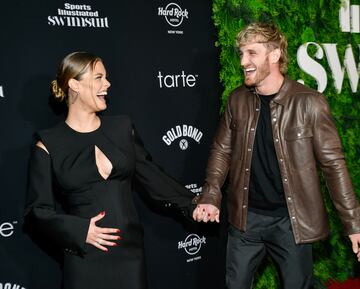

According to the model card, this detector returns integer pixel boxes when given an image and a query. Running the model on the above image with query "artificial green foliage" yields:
[212,0,360,288]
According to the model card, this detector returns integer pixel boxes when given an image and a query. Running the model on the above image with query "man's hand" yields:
[349,233,360,261]
[192,204,220,223]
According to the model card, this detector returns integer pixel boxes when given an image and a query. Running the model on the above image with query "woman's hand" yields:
[86,211,121,252]
[193,204,220,223]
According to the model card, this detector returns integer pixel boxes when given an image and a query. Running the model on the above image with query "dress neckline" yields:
[63,117,102,135]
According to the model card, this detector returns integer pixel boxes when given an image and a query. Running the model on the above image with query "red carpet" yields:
[327,279,360,289]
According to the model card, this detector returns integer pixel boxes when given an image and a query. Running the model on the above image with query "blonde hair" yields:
[236,23,288,74]
[51,52,102,102]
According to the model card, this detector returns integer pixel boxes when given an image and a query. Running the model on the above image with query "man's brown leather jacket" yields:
[198,77,360,244]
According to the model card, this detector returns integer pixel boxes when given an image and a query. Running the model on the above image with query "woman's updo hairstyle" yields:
[50,52,102,103]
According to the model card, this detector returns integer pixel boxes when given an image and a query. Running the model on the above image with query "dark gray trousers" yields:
[226,211,313,289]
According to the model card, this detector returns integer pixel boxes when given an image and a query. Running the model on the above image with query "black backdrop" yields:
[0,1,225,289]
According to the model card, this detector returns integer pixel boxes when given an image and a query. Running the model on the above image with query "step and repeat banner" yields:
[0,1,225,288]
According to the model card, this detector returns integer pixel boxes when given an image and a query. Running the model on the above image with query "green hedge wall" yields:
[212,0,360,288]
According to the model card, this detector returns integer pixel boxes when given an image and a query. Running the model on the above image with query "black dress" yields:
[25,115,193,289]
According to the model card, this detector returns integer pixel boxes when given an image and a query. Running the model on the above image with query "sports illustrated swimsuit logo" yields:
[0,221,18,238]
[340,0,360,33]
[0,85,4,98]
[162,125,203,150]
[48,3,109,28]
[157,71,198,88]
[185,183,202,195]
[178,234,206,262]
[297,0,360,93]
[0,283,26,289]
[158,3,189,34]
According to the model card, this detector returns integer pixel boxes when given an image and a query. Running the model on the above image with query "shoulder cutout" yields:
[36,141,50,154]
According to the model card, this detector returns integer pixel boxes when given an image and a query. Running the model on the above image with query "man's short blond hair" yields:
[236,22,288,74]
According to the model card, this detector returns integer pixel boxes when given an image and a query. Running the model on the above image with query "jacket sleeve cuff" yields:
[341,208,360,236]
[195,184,222,209]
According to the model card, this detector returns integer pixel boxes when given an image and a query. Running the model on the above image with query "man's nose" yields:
[240,55,248,67]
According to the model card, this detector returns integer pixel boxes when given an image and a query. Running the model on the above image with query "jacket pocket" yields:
[229,119,246,147]
[285,126,313,141]
[285,126,315,169]
[229,119,246,163]
[230,119,245,132]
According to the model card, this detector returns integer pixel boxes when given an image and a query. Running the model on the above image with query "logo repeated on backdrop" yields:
[0,283,26,289]
[297,0,360,93]
[158,2,189,34]
[185,183,202,195]
[0,220,18,238]
[162,124,203,150]
[178,233,206,263]
[157,71,198,88]
[0,85,4,98]
[340,0,360,33]
[48,3,109,28]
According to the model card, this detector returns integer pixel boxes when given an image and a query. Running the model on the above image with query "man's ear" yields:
[68,78,79,92]
[270,48,281,64]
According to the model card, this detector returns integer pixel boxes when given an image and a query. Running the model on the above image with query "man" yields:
[192,22,360,289]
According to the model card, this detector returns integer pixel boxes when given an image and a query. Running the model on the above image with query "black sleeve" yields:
[24,146,90,255]
[132,126,196,217]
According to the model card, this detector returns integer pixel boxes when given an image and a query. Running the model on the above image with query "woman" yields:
[25,52,196,289]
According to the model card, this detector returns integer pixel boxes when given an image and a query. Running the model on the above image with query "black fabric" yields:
[25,115,193,289]
[226,211,314,289]
[248,93,287,216]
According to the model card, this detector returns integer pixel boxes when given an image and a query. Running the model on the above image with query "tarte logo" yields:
[157,71,198,88]
[0,221,18,238]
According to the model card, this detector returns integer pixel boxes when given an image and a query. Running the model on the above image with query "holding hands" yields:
[349,233,360,262]
[192,204,220,223]
[86,211,122,252]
